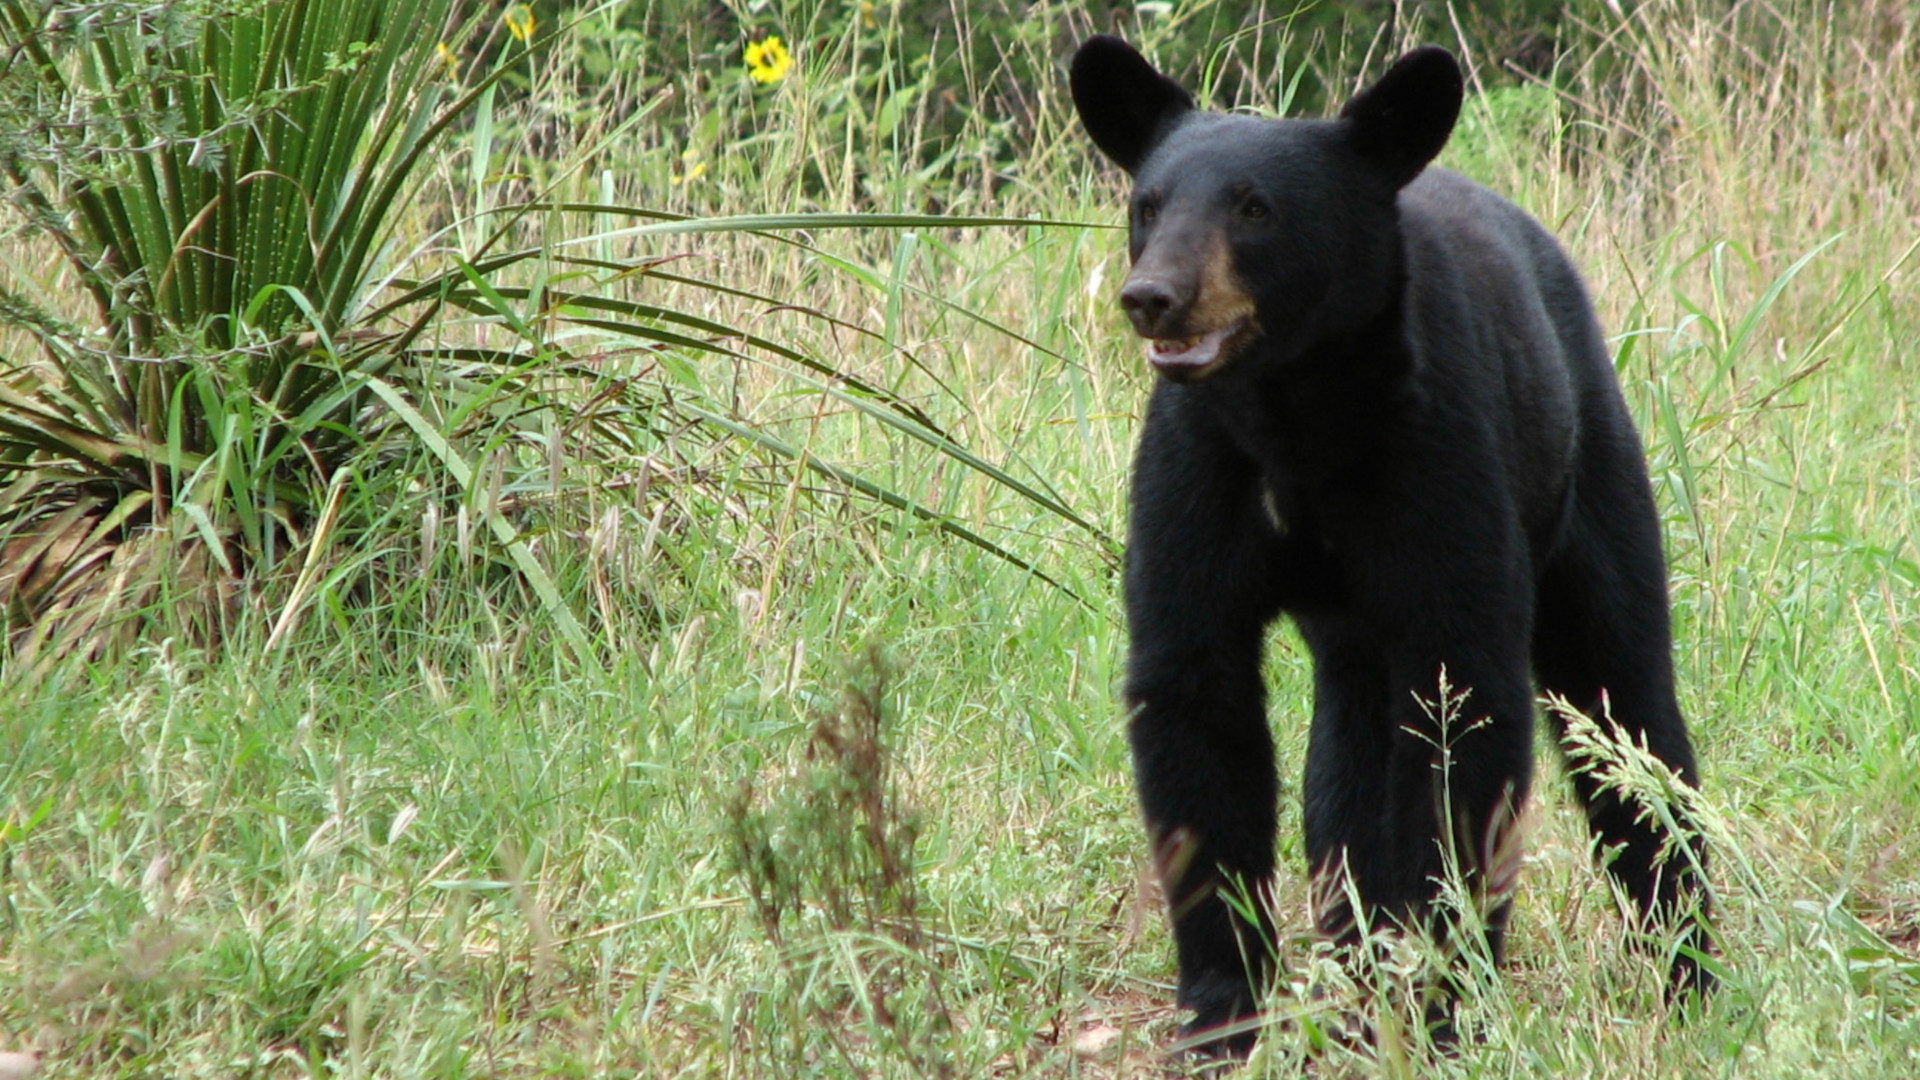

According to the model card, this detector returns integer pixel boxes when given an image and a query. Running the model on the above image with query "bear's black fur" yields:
[1071,36,1712,1054]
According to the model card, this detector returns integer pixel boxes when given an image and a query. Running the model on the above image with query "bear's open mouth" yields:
[1144,318,1254,379]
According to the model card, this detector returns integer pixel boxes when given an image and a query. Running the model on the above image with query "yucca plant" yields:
[0,0,488,659]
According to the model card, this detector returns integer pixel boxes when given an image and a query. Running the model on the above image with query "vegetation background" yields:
[1,0,1915,1076]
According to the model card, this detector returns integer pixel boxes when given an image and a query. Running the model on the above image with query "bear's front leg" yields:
[1122,389,1290,1055]
[1127,650,1278,1054]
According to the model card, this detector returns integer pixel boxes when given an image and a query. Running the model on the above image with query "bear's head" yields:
[1070,37,1463,382]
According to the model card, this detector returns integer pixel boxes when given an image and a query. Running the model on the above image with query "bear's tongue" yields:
[1145,323,1237,373]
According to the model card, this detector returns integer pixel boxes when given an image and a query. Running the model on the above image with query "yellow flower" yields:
[504,3,535,44]
[673,149,707,186]
[744,36,792,85]
[435,42,459,80]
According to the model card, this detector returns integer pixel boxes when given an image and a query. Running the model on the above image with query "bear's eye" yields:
[1138,202,1159,225]
[1240,198,1270,221]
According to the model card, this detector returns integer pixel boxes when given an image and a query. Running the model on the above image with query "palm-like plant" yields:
[0,0,477,657]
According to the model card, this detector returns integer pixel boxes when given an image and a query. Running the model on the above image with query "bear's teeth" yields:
[1145,324,1239,371]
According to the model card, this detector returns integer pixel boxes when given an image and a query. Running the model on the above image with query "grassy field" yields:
[3,0,1918,1076]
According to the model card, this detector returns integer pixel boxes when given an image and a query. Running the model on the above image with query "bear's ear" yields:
[1339,46,1463,189]
[1071,35,1194,175]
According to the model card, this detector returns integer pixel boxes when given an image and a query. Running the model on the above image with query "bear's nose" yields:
[1119,278,1180,336]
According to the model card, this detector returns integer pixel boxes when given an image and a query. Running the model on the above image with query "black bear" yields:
[1071,36,1712,1054]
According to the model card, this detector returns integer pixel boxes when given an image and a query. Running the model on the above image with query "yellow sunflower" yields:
[745,36,793,85]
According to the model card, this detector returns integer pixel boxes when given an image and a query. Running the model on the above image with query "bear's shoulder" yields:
[1398,167,1576,288]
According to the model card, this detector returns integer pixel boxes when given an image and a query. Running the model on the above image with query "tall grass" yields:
[1,0,1917,1076]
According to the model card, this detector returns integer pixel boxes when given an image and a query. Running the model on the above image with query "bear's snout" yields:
[1116,235,1257,380]
[1119,275,1184,338]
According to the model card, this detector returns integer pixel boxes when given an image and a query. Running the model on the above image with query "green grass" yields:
[3,0,1919,1076]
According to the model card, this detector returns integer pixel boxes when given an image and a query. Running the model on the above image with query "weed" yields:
[725,647,957,1076]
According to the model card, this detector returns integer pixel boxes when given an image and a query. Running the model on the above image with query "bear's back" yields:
[1397,167,1598,543]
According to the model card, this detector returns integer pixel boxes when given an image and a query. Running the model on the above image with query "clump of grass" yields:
[725,646,958,1076]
